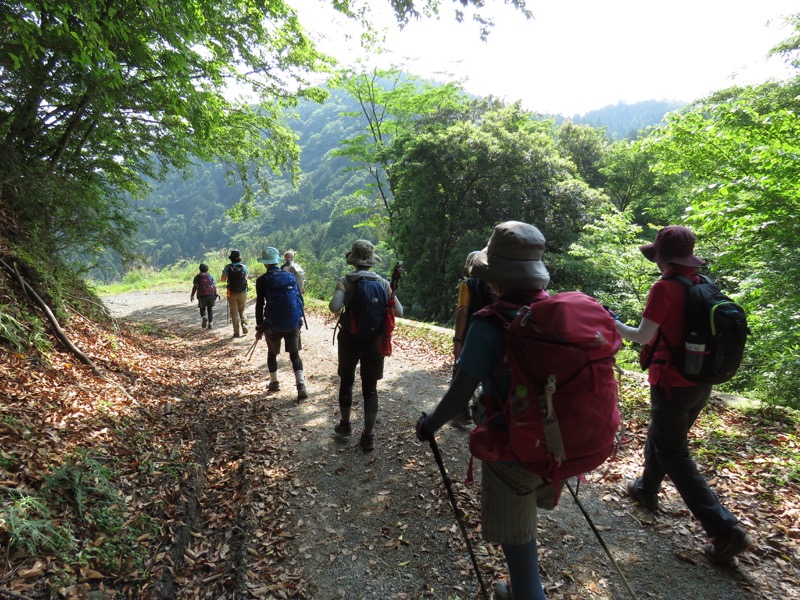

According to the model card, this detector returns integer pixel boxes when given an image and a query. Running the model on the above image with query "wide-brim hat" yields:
[258,247,281,265]
[471,221,550,290]
[640,226,705,266]
[228,249,241,261]
[346,240,382,267]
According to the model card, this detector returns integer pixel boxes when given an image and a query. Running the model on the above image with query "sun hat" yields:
[258,247,281,265]
[471,221,550,290]
[640,226,705,266]
[228,249,242,261]
[346,240,382,267]
[464,250,481,275]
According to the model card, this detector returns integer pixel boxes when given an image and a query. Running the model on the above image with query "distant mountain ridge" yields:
[573,99,686,139]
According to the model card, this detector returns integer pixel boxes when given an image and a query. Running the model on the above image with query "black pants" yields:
[640,384,738,537]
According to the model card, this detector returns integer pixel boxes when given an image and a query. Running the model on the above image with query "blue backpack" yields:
[346,277,388,338]
[265,270,304,332]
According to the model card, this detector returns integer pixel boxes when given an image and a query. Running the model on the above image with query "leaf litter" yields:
[0,289,796,599]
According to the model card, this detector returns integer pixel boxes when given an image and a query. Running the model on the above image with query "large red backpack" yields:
[469,291,622,485]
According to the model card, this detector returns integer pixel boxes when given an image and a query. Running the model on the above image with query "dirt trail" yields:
[103,289,790,600]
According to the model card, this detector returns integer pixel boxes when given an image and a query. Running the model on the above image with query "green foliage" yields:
[643,75,800,408]
[1,495,77,558]
[0,306,27,352]
[0,0,334,262]
[389,102,604,321]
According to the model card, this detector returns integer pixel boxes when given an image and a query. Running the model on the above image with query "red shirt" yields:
[642,265,700,388]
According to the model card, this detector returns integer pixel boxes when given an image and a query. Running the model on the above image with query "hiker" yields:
[451,250,496,426]
[281,250,306,295]
[615,225,753,564]
[416,221,551,600]
[254,247,307,401]
[221,249,250,338]
[190,263,218,330]
[329,240,403,452]
[453,250,495,361]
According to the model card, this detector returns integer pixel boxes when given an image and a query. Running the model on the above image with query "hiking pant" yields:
[228,291,248,335]
[336,332,381,428]
[197,295,216,323]
[639,384,739,537]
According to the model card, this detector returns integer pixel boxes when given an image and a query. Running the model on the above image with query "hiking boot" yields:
[334,420,352,437]
[233,332,241,338]
[704,525,754,564]
[268,381,280,392]
[242,323,248,334]
[360,431,375,451]
[202,317,208,329]
[207,321,213,330]
[493,581,512,599]
[296,383,308,401]
[626,479,660,511]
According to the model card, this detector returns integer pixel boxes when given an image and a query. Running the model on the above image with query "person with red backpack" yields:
[190,263,218,329]
[416,221,553,600]
[615,225,753,564]
[329,240,403,452]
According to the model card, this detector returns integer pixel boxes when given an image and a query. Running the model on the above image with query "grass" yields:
[1,449,158,578]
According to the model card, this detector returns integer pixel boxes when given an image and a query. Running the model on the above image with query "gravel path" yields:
[103,289,778,600]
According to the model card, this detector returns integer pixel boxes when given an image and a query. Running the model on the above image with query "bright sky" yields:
[292,0,798,116]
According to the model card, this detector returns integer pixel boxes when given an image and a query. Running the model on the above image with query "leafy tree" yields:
[643,71,800,406]
[556,121,608,188]
[598,139,682,223]
[389,103,604,321]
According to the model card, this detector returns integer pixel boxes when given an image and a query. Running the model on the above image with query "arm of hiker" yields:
[416,369,480,441]
[616,317,659,345]
[329,280,346,313]
[453,305,469,359]
[391,295,403,318]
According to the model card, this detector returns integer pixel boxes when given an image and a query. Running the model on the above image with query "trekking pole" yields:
[428,438,490,600]
[565,480,638,600]
[244,338,258,361]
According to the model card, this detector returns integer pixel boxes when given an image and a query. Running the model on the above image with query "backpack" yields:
[264,270,304,332]
[468,292,622,500]
[227,263,247,293]
[345,277,389,338]
[665,274,749,384]
[197,273,216,297]
[465,277,495,322]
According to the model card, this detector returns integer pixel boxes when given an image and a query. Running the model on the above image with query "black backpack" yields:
[227,263,247,293]
[345,277,388,338]
[664,274,749,384]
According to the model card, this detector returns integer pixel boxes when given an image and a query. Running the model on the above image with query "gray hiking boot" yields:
[207,321,213,330]
[202,317,208,329]
[334,420,352,437]
[493,581,512,599]
[268,380,280,392]
[626,479,660,511]
[242,323,248,334]
[704,525,754,564]
[359,431,375,451]
[297,383,308,401]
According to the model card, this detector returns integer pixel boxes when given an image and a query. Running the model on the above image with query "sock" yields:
[294,369,305,385]
[269,372,278,383]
